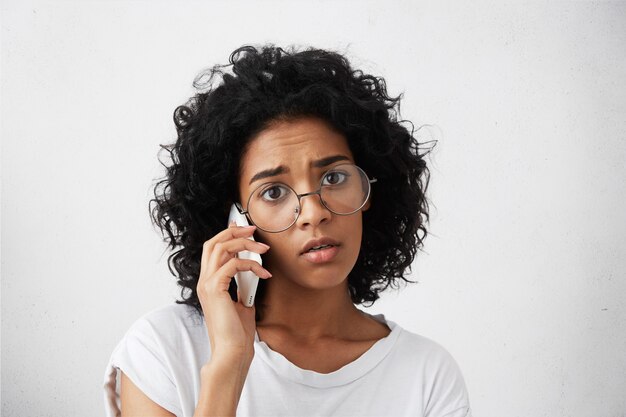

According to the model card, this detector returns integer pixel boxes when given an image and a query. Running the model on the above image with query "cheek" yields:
[348,218,365,254]
[253,229,284,248]
[252,231,285,264]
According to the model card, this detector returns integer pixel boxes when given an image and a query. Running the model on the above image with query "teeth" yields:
[308,244,332,252]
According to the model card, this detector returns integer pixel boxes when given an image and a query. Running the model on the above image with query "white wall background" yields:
[2,1,625,416]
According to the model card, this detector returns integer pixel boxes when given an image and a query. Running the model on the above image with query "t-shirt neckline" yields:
[253,314,402,388]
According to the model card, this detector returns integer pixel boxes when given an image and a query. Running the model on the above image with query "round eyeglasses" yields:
[235,163,377,233]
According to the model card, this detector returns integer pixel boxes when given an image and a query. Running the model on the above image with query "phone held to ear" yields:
[228,203,261,307]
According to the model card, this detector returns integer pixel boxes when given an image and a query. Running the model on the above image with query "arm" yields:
[192,223,271,416]
[120,371,175,417]
[120,225,268,416]
[120,350,252,417]
[193,351,253,417]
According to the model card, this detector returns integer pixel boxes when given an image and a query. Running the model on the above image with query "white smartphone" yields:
[227,203,261,307]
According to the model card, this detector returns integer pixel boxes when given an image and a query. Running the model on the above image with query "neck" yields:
[256,276,363,342]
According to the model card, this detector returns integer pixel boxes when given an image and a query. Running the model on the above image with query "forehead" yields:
[239,117,354,177]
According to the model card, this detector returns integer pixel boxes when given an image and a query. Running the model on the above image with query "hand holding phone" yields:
[227,203,262,307]
[195,213,271,363]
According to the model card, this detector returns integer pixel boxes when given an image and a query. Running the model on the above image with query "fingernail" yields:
[244,225,256,229]
[263,269,273,277]
[259,243,270,248]
[228,221,237,227]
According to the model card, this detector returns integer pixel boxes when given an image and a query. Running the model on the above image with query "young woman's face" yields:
[237,116,370,292]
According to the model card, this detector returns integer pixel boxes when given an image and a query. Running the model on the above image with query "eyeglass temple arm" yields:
[234,202,249,215]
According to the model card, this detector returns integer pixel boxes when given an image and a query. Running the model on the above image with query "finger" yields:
[228,258,272,278]
[211,226,257,252]
[206,238,269,277]
[201,226,257,271]
[212,238,270,269]
[199,257,271,298]
[226,224,256,236]
[217,258,272,288]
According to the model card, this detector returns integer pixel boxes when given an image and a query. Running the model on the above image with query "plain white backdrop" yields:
[2,1,625,416]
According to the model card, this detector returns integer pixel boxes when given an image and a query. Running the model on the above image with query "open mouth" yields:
[305,244,335,253]
[300,245,340,263]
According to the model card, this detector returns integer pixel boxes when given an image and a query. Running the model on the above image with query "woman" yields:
[103,44,472,416]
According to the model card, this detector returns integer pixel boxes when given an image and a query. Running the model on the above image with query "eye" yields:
[322,171,348,186]
[259,184,290,202]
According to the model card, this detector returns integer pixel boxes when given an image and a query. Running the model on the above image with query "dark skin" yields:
[238,116,390,373]
[120,116,393,416]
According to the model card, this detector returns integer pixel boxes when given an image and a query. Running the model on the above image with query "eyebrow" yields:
[248,154,351,185]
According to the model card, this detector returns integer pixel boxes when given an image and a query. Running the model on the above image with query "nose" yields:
[294,191,331,229]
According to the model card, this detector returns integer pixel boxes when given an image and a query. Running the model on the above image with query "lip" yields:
[300,236,341,255]
[301,245,339,263]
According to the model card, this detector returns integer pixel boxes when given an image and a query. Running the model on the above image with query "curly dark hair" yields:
[149,44,434,321]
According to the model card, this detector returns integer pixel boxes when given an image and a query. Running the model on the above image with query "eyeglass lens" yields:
[247,164,370,232]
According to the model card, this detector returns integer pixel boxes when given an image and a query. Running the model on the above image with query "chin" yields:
[271,263,345,289]
[298,278,348,292]
[297,265,352,289]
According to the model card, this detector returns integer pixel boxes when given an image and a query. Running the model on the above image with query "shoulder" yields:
[120,303,206,357]
[136,302,203,326]
[370,314,458,365]
[387,322,472,416]
[391,322,465,379]
[367,314,467,382]
[395,326,459,365]
[106,304,201,417]
[126,303,204,338]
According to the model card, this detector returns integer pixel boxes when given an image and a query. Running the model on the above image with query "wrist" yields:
[202,349,253,374]
[212,345,254,361]
[196,351,252,416]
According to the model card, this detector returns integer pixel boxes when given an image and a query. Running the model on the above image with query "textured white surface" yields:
[2,1,625,416]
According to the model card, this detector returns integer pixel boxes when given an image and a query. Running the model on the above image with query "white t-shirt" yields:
[103,303,472,417]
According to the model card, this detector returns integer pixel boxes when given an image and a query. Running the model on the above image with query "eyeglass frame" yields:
[234,163,378,233]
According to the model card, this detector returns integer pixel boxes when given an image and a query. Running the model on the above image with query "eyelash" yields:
[321,171,347,186]
[258,171,349,201]
[259,185,289,202]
